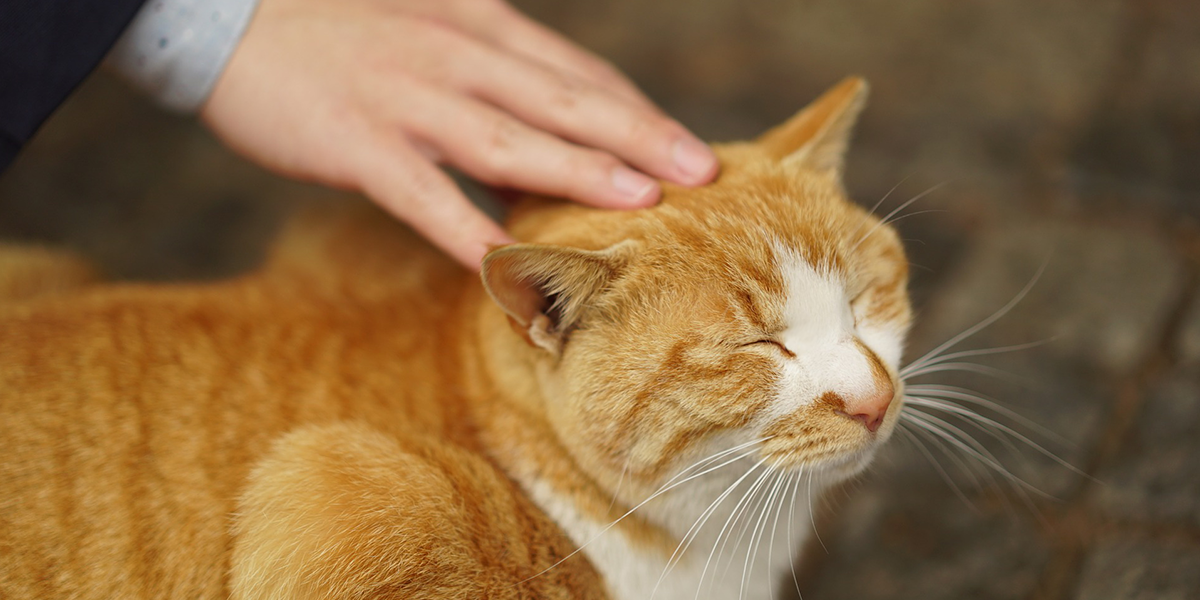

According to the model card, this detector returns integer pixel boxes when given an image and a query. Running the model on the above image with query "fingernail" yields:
[671,138,718,185]
[611,166,659,206]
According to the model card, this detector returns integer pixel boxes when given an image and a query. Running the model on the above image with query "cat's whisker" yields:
[742,472,787,600]
[895,268,1057,512]
[874,208,947,229]
[849,176,910,242]
[903,410,1053,500]
[902,261,1048,374]
[718,465,778,583]
[852,181,949,252]
[903,384,1069,445]
[652,457,769,600]
[900,339,1053,378]
[662,436,773,491]
[904,410,1018,484]
[906,397,1028,464]
[904,411,1052,524]
[723,468,789,593]
[605,455,633,516]
[785,470,805,600]
[901,361,1026,384]
[904,414,1024,510]
[519,440,768,584]
[896,423,981,511]
[865,177,909,220]
[908,260,935,274]
[700,460,777,592]
[656,492,726,593]
[765,470,794,600]
[897,422,969,506]
[805,469,827,553]
[905,396,1089,479]
[696,465,768,597]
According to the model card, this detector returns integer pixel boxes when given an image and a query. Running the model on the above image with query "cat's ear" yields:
[481,242,632,355]
[757,76,868,178]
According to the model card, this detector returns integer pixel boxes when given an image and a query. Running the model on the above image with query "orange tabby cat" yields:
[0,77,910,599]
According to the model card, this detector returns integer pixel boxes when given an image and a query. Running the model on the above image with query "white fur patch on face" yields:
[856,320,904,368]
[761,247,901,422]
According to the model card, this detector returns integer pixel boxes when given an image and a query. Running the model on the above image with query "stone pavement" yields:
[1,1,1197,598]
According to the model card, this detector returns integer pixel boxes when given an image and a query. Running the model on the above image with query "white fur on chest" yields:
[523,466,813,600]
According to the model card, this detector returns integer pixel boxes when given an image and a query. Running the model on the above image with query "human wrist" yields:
[106,0,260,112]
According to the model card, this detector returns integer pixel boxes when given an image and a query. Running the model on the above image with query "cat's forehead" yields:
[647,174,860,276]
[617,166,902,328]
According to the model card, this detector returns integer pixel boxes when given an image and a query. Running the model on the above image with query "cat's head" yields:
[482,78,910,487]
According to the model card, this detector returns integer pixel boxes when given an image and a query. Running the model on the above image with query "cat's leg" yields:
[0,244,98,302]
[230,422,605,600]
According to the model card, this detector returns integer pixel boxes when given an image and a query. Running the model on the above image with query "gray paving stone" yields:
[1178,295,1200,365]
[1068,0,1200,221]
[910,220,1184,376]
[1092,371,1200,527]
[802,473,1048,600]
[1075,536,1200,600]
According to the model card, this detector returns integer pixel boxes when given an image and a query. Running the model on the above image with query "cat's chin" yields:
[762,426,895,482]
[764,448,873,482]
[813,447,881,481]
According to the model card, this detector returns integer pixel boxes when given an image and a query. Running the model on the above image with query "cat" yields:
[0,77,911,600]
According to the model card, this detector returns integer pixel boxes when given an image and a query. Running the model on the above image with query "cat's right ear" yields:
[481,242,632,355]
[756,76,868,179]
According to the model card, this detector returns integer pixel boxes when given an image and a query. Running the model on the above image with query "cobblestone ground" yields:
[1,1,1197,598]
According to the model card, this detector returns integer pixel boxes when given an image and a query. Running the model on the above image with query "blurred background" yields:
[2,1,1197,598]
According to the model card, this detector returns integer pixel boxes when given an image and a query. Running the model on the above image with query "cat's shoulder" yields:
[233,421,607,600]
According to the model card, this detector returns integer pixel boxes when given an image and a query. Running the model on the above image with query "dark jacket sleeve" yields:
[0,0,148,171]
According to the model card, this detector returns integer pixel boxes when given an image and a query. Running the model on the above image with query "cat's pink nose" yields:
[842,387,894,433]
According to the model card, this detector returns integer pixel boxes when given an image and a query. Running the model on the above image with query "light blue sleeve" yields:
[106,0,260,112]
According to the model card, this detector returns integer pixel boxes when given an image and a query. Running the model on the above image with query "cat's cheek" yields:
[855,322,906,371]
[678,354,779,427]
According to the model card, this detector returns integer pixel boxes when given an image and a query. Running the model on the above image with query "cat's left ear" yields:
[481,241,633,355]
[757,76,868,178]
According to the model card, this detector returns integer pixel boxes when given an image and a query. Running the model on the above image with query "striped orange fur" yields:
[0,77,911,599]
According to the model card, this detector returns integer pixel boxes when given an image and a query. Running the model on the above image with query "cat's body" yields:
[0,78,911,599]
[0,211,602,598]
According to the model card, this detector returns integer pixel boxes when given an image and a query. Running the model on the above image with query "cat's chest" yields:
[523,474,811,600]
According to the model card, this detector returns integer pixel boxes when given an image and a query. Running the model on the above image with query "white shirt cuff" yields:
[107,0,260,113]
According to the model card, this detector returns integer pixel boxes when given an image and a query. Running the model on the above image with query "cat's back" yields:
[0,203,479,598]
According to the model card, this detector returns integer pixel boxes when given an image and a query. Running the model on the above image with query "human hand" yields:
[200,0,719,269]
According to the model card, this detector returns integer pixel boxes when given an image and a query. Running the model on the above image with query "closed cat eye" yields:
[743,339,796,357]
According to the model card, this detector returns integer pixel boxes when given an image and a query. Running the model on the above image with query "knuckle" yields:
[547,73,586,114]
[485,116,520,153]
[399,171,442,205]
[474,118,522,183]
[579,151,619,177]
[627,113,676,146]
